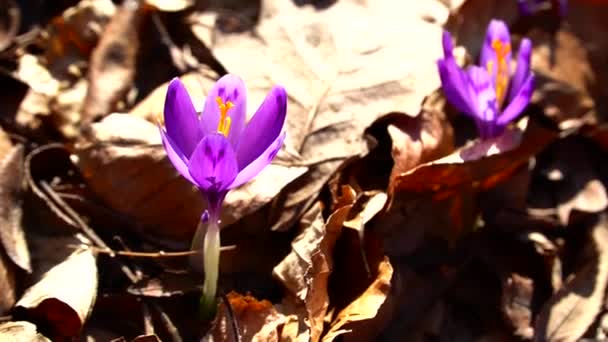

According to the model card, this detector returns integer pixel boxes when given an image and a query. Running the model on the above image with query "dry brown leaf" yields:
[0,0,19,52]
[534,214,608,342]
[390,118,555,196]
[0,144,30,272]
[379,119,555,249]
[501,273,534,339]
[388,109,454,185]
[144,0,193,12]
[81,0,142,123]
[210,292,287,342]
[11,0,115,137]
[0,132,28,315]
[75,113,306,241]
[273,202,352,342]
[131,334,162,342]
[192,0,452,231]
[322,257,394,341]
[45,0,116,66]
[0,321,51,342]
[14,234,97,341]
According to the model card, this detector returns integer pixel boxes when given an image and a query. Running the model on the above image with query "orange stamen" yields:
[486,39,511,106]
[215,97,234,137]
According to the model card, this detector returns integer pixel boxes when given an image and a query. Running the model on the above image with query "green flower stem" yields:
[199,217,220,319]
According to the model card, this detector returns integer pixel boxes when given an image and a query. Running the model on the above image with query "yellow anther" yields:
[490,39,511,106]
[215,96,234,137]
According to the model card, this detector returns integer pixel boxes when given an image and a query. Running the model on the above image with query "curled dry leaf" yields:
[14,234,97,341]
[0,0,19,52]
[45,0,116,66]
[501,273,534,339]
[380,119,555,250]
[322,257,394,342]
[0,130,29,315]
[75,113,306,241]
[533,137,607,225]
[131,334,162,342]
[192,0,450,231]
[390,118,555,196]
[144,0,193,12]
[0,144,30,272]
[534,214,608,342]
[388,108,455,185]
[210,292,287,342]
[273,202,352,342]
[0,321,51,342]
[81,0,142,124]
[19,0,117,138]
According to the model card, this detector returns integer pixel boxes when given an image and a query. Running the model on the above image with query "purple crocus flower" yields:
[437,20,535,139]
[518,0,567,17]
[160,74,286,313]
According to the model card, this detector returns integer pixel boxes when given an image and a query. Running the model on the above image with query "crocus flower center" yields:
[215,96,234,137]
[486,39,511,106]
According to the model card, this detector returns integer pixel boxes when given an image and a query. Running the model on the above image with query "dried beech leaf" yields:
[144,0,193,12]
[82,0,142,123]
[0,134,28,315]
[390,119,556,195]
[210,292,287,342]
[323,257,393,342]
[501,273,534,339]
[534,214,608,342]
[0,321,51,342]
[45,0,116,65]
[0,145,30,273]
[273,203,352,342]
[192,0,451,230]
[388,110,454,184]
[75,113,306,241]
[14,234,97,340]
[131,334,162,342]
[0,0,19,52]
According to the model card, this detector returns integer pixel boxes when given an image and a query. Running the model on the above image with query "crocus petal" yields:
[437,59,478,117]
[164,78,202,157]
[467,66,498,121]
[497,74,534,127]
[188,133,239,193]
[160,127,195,184]
[508,38,532,103]
[200,74,247,148]
[235,85,287,170]
[442,30,455,59]
[230,132,285,189]
[479,20,512,90]
[467,66,500,138]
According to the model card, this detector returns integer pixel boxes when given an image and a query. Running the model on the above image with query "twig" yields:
[152,302,183,342]
[143,302,154,336]
[221,293,241,342]
[69,244,237,258]
[39,180,143,282]
[40,181,114,256]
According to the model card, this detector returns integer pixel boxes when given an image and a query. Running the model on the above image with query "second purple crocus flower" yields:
[160,74,286,314]
[437,20,535,139]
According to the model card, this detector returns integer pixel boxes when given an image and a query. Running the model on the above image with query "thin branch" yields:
[221,293,241,342]
[152,302,183,342]
[70,244,237,258]
[40,181,114,254]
